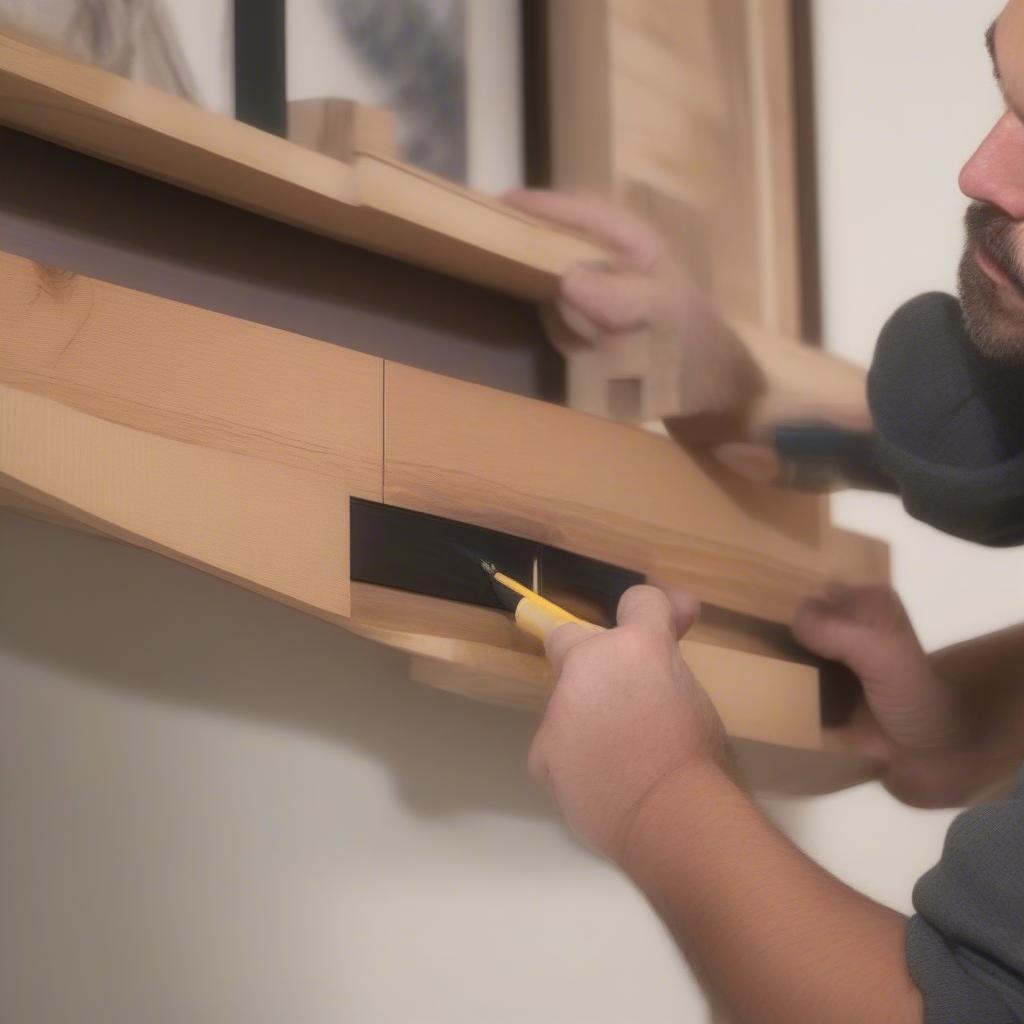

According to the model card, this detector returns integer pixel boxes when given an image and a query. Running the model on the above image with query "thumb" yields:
[661,587,701,639]
[562,265,664,333]
[792,586,939,714]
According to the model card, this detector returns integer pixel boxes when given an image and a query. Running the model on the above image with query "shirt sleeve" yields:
[906,769,1024,1023]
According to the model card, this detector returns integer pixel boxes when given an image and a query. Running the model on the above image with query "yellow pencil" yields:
[480,559,601,643]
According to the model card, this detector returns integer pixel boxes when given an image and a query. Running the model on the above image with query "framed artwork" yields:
[287,0,523,190]
[0,0,522,191]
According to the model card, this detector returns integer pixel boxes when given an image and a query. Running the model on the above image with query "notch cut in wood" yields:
[350,496,644,626]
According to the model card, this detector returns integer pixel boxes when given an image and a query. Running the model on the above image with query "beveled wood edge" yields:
[0,32,602,301]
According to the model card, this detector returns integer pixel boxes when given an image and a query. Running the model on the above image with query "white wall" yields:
[0,515,707,1023]
[766,0,1022,915]
[2,5,1014,1022]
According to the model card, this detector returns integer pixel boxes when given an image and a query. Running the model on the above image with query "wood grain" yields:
[383,361,885,625]
[0,250,883,762]
[0,253,383,486]
[545,0,809,420]
[0,251,383,617]
[0,32,603,300]
[0,384,355,616]
[0,29,872,428]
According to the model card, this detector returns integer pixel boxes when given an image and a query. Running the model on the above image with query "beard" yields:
[958,201,1024,362]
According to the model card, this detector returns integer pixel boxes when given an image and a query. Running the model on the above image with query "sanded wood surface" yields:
[0,383,357,617]
[383,361,886,625]
[546,0,803,337]
[0,30,871,429]
[0,251,383,617]
[545,0,812,423]
[0,32,603,300]
[0,250,885,766]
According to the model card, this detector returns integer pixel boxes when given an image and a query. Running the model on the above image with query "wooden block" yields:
[288,98,398,162]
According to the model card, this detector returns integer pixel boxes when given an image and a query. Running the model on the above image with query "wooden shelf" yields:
[0,32,604,301]
[0,31,871,434]
[0,35,883,786]
[0,250,886,768]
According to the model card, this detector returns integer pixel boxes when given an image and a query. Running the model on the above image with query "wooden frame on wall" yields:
[521,0,825,419]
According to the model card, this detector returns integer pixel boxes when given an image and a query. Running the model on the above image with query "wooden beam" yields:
[0,248,886,628]
[0,32,604,300]
[382,360,883,625]
[0,30,870,427]
[0,250,888,762]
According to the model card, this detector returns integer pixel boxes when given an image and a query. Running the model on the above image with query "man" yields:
[501,5,1024,1022]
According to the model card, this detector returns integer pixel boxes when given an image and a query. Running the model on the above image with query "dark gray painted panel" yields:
[0,128,563,400]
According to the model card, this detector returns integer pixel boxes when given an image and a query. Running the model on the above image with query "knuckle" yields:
[617,583,663,618]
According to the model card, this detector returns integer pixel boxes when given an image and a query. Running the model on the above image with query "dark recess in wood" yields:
[349,498,642,625]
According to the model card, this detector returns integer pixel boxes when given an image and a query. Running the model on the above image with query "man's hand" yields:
[502,190,764,430]
[529,584,729,863]
[531,586,923,1024]
[794,585,1024,806]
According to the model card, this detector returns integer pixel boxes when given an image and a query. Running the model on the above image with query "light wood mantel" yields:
[0,35,884,788]
[1,250,884,782]
[0,30,869,434]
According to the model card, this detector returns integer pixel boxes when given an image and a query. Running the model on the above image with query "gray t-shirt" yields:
[866,295,1024,1018]
[906,767,1024,1022]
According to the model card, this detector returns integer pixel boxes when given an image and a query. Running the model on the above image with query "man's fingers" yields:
[545,621,597,675]
[615,584,698,640]
[502,189,662,269]
[792,587,931,699]
[662,587,701,637]
[562,266,663,333]
[541,298,601,350]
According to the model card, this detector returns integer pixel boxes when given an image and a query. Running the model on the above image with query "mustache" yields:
[965,201,1024,291]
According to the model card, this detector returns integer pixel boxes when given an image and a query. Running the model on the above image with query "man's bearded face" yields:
[959,201,1024,361]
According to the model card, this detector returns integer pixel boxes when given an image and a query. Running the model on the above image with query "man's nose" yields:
[960,111,1024,219]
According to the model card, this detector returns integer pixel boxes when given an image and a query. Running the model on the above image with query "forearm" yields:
[622,764,922,1024]
[932,621,1024,700]
[931,622,1024,783]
